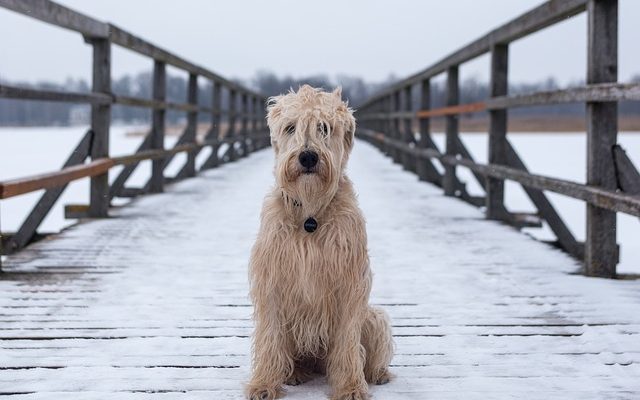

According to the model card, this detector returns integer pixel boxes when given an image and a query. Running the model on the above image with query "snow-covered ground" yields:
[1,126,638,273]
[1,140,639,399]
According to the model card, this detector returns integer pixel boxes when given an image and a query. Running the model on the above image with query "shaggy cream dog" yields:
[246,85,393,400]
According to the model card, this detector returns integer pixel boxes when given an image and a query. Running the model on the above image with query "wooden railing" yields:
[0,0,270,263]
[356,0,640,278]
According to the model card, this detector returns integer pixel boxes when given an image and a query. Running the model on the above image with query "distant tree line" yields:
[1,71,638,126]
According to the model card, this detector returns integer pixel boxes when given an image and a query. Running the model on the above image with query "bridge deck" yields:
[1,141,639,399]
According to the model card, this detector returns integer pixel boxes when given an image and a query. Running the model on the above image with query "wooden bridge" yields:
[1,0,640,398]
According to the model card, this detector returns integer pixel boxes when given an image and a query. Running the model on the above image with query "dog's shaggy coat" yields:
[246,86,393,400]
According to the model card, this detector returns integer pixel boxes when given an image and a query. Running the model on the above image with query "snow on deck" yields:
[1,140,639,399]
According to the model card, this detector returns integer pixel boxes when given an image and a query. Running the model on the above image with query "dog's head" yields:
[267,85,355,213]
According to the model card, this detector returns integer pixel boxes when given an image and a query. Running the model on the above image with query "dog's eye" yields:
[284,124,296,135]
[318,122,329,137]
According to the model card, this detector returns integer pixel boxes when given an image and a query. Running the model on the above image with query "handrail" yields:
[0,0,271,261]
[356,0,638,278]
[359,0,589,107]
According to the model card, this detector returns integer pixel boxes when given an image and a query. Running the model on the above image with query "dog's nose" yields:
[299,151,318,169]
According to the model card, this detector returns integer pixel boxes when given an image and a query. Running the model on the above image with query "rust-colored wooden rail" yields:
[0,0,270,260]
[356,0,640,278]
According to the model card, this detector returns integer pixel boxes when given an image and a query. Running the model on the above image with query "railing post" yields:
[393,91,402,164]
[149,60,166,193]
[585,0,618,278]
[486,44,509,220]
[240,92,249,157]
[202,81,222,169]
[227,89,238,162]
[251,96,258,151]
[416,78,439,184]
[443,66,459,196]
[403,85,415,172]
[88,38,111,217]
[185,73,198,177]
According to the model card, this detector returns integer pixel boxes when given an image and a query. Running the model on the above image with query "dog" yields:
[246,85,393,400]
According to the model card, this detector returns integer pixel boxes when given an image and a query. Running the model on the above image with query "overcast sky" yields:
[0,0,638,86]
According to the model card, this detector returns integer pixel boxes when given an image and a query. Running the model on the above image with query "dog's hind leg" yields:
[361,306,394,385]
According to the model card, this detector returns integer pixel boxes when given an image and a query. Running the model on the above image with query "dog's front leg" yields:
[327,317,368,400]
[246,316,293,400]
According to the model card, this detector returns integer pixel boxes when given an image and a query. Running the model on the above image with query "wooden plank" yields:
[402,85,415,172]
[487,83,640,109]
[613,145,640,195]
[360,0,589,107]
[201,83,223,170]
[113,96,206,113]
[226,89,238,162]
[585,0,618,278]
[359,129,640,217]
[240,93,249,157]
[415,79,442,185]
[0,0,109,38]
[0,84,111,104]
[149,61,166,194]
[184,73,198,177]
[88,38,111,218]
[443,66,459,197]
[3,131,92,253]
[486,44,509,221]
[416,102,486,118]
[0,159,114,199]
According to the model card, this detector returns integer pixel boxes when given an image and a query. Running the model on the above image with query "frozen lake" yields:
[0,126,638,274]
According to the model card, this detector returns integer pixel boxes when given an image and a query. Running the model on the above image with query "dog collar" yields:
[282,191,318,233]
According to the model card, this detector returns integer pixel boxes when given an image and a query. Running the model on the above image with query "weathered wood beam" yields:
[486,44,509,221]
[149,60,166,193]
[613,145,640,195]
[0,84,111,104]
[0,0,109,38]
[443,66,459,197]
[3,131,92,253]
[360,0,589,107]
[358,129,640,218]
[184,73,198,177]
[109,133,152,200]
[585,0,618,278]
[88,38,111,218]
[416,79,442,185]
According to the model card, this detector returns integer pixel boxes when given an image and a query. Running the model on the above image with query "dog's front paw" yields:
[373,369,392,385]
[285,368,314,386]
[332,389,369,400]
[246,384,280,400]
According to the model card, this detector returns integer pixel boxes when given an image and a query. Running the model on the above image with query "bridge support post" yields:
[486,44,509,220]
[227,89,238,162]
[88,38,111,217]
[585,0,618,278]
[202,82,222,169]
[240,93,249,157]
[392,91,402,164]
[443,66,459,197]
[416,79,442,186]
[149,61,166,193]
[185,73,198,178]
[402,85,415,172]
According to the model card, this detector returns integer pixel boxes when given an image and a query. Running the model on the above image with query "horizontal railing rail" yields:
[356,0,640,278]
[0,0,271,264]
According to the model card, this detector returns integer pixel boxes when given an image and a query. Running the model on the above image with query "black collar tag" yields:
[304,217,318,233]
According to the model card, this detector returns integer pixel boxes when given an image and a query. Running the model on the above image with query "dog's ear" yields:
[266,96,283,152]
[343,111,356,152]
[332,87,343,99]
